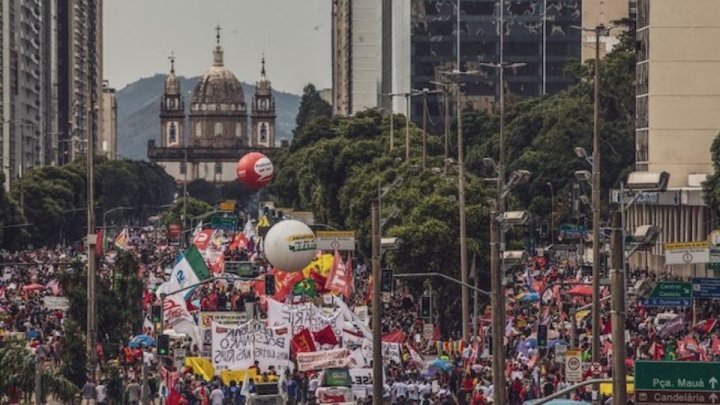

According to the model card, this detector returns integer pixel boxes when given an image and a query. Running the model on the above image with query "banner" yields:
[254,324,292,373]
[659,314,686,338]
[297,348,351,371]
[266,298,343,336]
[353,306,369,326]
[199,312,248,357]
[211,321,292,373]
[212,321,255,371]
[349,368,384,400]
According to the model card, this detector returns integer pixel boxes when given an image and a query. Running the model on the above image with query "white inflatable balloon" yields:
[263,220,317,272]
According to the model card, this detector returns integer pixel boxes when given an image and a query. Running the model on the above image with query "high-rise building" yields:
[626,0,720,274]
[392,0,582,132]
[100,81,117,159]
[56,0,103,165]
[1,0,52,190]
[331,1,583,131]
[331,0,386,116]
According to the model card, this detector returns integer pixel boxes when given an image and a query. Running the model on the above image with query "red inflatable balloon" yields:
[236,152,274,189]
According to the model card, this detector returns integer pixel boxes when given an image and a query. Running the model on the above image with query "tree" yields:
[186,179,221,205]
[290,84,333,151]
[0,338,79,402]
[0,172,28,250]
[703,133,720,216]
[162,196,214,227]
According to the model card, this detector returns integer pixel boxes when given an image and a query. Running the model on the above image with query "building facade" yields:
[100,81,117,159]
[148,29,277,184]
[1,0,47,189]
[331,0,386,116]
[332,0,582,132]
[627,0,720,276]
[56,0,104,166]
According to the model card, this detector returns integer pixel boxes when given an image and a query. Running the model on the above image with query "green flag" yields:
[184,245,211,281]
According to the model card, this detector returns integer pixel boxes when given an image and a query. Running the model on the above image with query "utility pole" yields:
[591,25,604,399]
[489,200,505,405]
[371,201,382,404]
[422,90,427,170]
[183,148,188,245]
[86,100,97,379]
[457,84,469,343]
[610,210,627,404]
[405,93,411,161]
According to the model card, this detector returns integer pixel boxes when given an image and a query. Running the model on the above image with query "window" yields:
[260,123,268,142]
[195,122,202,137]
[214,122,223,137]
[215,162,222,174]
[180,161,186,175]
[168,122,177,144]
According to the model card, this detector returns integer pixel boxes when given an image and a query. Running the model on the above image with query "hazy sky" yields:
[104,0,331,94]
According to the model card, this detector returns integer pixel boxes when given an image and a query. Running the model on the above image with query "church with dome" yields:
[147,27,277,183]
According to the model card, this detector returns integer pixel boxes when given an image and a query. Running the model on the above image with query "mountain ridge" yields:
[116,73,300,160]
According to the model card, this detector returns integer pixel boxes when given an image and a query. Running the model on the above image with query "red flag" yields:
[313,325,338,346]
[343,254,353,297]
[95,228,103,256]
[291,329,317,355]
[325,250,352,298]
[712,335,720,356]
[193,229,216,251]
[694,319,717,335]
[309,270,328,293]
[650,341,664,360]
[272,268,305,301]
[229,233,248,251]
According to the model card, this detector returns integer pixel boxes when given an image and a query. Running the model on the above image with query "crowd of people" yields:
[2,219,719,405]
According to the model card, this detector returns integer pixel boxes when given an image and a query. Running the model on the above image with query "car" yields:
[247,382,284,405]
[316,367,355,405]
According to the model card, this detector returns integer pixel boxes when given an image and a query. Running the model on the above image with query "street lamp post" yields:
[571,26,610,391]
[103,206,132,229]
[370,200,382,404]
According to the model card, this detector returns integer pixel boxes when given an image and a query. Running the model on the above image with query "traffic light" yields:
[265,274,276,296]
[537,324,548,348]
[420,295,431,319]
[150,304,162,324]
[380,269,393,293]
[157,334,170,356]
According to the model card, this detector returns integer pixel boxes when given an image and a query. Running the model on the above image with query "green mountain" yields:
[116,74,301,160]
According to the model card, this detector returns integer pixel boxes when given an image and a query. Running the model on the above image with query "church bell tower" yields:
[160,52,185,147]
[251,55,276,147]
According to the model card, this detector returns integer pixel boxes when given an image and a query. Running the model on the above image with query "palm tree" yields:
[0,338,79,403]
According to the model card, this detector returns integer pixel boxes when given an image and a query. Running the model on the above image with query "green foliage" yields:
[290,84,333,151]
[703,133,720,214]
[5,158,175,248]
[59,319,87,389]
[162,196,214,226]
[0,338,80,401]
[58,251,144,385]
[0,172,28,250]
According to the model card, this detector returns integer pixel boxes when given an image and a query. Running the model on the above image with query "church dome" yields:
[191,65,245,105]
[191,36,245,107]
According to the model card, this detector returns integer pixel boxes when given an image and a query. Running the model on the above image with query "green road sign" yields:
[636,361,720,391]
[648,282,692,299]
[211,215,237,230]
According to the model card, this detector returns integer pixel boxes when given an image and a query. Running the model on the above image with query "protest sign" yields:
[211,321,254,371]
[254,323,292,373]
[297,348,350,371]
[199,312,248,356]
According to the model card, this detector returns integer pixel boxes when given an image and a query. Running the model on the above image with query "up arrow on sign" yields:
[711,393,718,404]
[712,377,719,389]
